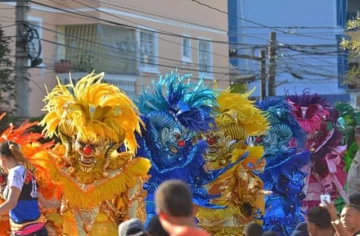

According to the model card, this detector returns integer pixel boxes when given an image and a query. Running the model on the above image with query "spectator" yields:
[155,180,209,236]
[118,218,148,236]
[262,231,278,236]
[348,126,360,196]
[147,215,169,236]
[340,204,360,236]
[306,206,334,236]
[349,193,360,206]
[244,222,263,236]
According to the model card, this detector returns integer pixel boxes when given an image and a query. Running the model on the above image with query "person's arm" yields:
[38,193,60,210]
[0,186,21,215]
[322,200,351,236]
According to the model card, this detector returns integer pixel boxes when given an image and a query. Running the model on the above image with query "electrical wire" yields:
[26,22,234,72]
[187,0,341,42]
[3,3,350,83]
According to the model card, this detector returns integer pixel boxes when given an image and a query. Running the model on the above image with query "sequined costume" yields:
[136,72,244,224]
[336,103,360,206]
[286,90,348,208]
[0,113,62,236]
[39,72,151,236]
[196,89,269,235]
[255,98,311,236]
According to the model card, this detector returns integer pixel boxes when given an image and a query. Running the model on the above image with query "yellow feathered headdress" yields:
[216,88,269,136]
[40,72,142,153]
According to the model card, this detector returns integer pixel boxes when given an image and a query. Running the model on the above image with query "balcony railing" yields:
[56,73,137,99]
[55,24,137,75]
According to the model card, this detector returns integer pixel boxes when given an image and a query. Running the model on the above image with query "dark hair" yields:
[294,222,308,232]
[146,215,169,236]
[147,215,169,236]
[126,228,147,236]
[349,193,360,206]
[307,206,332,229]
[244,222,263,236]
[344,204,360,213]
[262,231,278,236]
[155,180,193,217]
[0,141,27,163]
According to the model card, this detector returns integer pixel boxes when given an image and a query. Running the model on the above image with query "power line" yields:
[83,0,337,42]
[27,22,234,72]
[85,0,344,30]
[187,0,339,42]
[33,0,261,47]
[12,3,348,82]
[39,38,235,78]
[18,2,343,52]
[84,0,229,34]
[31,0,233,62]
[0,24,17,29]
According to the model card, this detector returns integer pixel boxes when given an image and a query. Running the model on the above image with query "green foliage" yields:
[335,196,345,213]
[341,18,360,52]
[336,103,360,146]
[340,17,360,87]
[344,142,359,172]
[0,26,15,117]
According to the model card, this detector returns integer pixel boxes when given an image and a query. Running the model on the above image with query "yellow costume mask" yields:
[40,72,143,183]
[198,89,269,235]
[39,72,150,236]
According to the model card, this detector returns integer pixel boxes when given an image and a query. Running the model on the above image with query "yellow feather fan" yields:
[40,72,142,153]
[216,88,269,136]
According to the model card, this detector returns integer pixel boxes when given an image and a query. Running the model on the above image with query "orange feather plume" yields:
[0,113,62,235]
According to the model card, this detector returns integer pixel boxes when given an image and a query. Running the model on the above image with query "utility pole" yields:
[268,32,277,97]
[15,0,30,119]
[260,50,266,100]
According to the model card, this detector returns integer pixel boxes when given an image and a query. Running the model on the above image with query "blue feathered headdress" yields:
[137,72,217,132]
[256,97,306,148]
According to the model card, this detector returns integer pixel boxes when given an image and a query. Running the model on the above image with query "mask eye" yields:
[173,133,181,140]
[255,136,263,143]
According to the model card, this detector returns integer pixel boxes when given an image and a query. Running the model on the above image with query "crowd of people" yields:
[117,180,360,236]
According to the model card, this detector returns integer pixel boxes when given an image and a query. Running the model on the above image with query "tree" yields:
[0,25,16,131]
[340,17,360,88]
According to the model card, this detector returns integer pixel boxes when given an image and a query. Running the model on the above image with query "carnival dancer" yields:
[136,72,246,225]
[39,72,151,236]
[255,98,311,236]
[197,88,269,236]
[286,90,348,208]
[336,103,360,197]
[0,113,62,236]
[0,141,60,236]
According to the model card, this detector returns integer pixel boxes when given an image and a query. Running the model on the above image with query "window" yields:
[182,37,192,62]
[337,0,347,27]
[27,17,43,67]
[139,29,157,71]
[198,40,212,77]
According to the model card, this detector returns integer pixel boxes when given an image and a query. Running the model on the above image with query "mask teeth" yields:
[224,124,245,141]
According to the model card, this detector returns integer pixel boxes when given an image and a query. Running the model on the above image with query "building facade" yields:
[0,0,230,117]
[228,0,349,100]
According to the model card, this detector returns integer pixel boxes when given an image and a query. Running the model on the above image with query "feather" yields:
[137,71,217,132]
[40,72,142,153]
[217,89,269,136]
[256,97,306,148]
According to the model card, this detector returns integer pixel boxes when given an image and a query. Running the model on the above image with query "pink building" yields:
[0,0,230,117]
